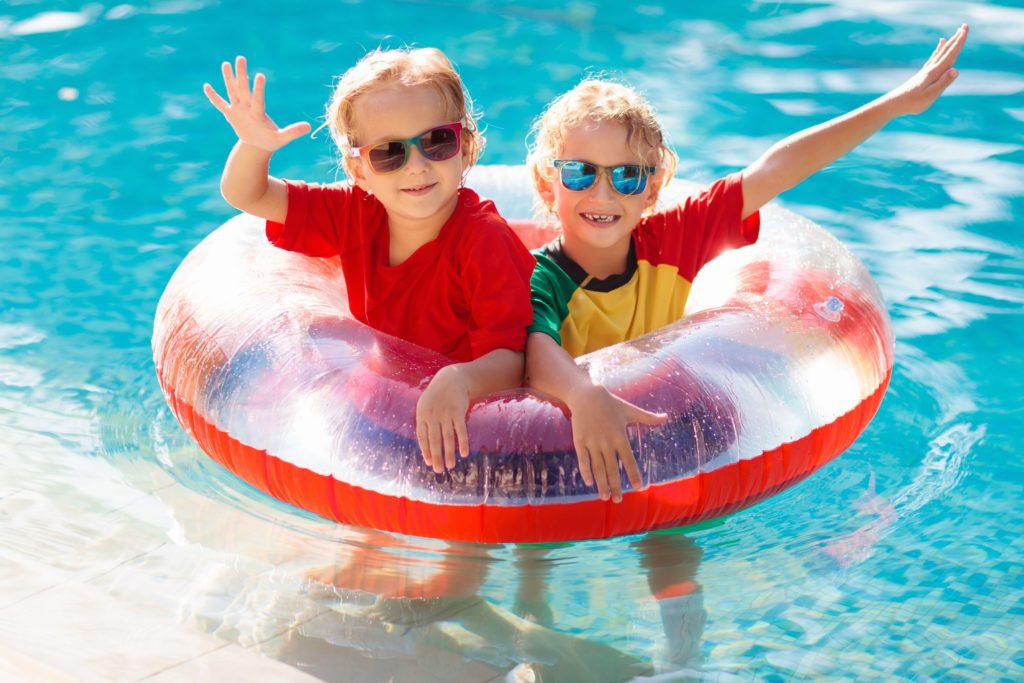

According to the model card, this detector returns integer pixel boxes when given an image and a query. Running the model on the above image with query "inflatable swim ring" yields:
[153,166,893,543]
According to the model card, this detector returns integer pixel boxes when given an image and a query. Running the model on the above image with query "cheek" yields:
[552,189,575,216]
[440,160,466,189]
[556,197,583,228]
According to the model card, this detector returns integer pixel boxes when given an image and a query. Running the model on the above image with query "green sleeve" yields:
[528,252,577,346]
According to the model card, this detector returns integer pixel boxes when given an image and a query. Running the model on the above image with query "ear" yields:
[461,129,475,165]
[643,168,666,212]
[532,164,556,212]
[344,156,369,191]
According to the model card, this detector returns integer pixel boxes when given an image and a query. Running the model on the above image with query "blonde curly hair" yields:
[327,47,484,171]
[526,79,677,213]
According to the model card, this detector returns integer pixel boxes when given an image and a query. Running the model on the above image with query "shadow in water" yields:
[296,529,707,682]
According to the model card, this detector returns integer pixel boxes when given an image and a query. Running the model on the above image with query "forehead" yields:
[559,119,651,166]
[350,84,451,144]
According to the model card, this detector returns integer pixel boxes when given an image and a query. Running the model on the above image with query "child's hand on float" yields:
[888,25,968,117]
[203,56,311,153]
[416,365,472,474]
[566,385,667,503]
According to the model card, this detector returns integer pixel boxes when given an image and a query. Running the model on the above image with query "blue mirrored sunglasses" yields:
[552,160,658,195]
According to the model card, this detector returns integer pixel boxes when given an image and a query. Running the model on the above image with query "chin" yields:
[579,229,629,250]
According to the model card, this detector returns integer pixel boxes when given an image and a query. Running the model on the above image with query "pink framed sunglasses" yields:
[348,122,464,174]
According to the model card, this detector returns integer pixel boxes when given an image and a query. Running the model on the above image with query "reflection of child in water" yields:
[304,529,663,681]
[515,533,707,674]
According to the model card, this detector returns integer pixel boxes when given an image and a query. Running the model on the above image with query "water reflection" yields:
[293,531,706,681]
[138,466,709,681]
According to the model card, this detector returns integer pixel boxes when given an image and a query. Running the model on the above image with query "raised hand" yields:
[203,56,311,153]
[891,25,969,116]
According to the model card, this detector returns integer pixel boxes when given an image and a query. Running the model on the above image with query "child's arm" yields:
[525,333,667,503]
[416,349,525,474]
[741,25,968,219]
[203,56,311,223]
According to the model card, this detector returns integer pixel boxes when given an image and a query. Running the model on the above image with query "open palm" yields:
[203,56,311,152]
[895,25,968,116]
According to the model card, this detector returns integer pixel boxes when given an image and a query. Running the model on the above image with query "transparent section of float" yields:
[153,166,893,506]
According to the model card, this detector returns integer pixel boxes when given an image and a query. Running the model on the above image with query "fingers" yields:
[923,26,966,94]
[215,56,253,107]
[631,406,670,426]
[934,25,968,69]
[220,60,238,104]
[441,420,457,471]
[599,449,624,503]
[586,447,614,501]
[427,421,444,473]
[416,421,432,468]
[576,441,632,502]
[618,441,642,490]
[454,417,470,459]
[280,121,312,144]
[235,56,250,103]
[416,417,467,473]
[923,26,966,77]
[927,67,959,99]
[415,419,442,473]
[926,37,946,67]
[569,395,665,501]
[203,83,229,114]
[252,72,266,114]
[414,370,471,474]
[576,442,595,488]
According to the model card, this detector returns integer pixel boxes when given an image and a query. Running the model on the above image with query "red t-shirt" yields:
[267,182,535,362]
[633,172,760,281]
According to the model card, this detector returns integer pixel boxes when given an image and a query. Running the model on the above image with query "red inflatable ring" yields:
[153,165,893,543]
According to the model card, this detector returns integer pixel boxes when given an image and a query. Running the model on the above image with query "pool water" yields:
[2,1,1022,681]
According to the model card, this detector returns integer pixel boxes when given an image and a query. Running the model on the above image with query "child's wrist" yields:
[236,140,276,156]
[879,90,912,119]
[434,363,472,394]
[565,382,604,410]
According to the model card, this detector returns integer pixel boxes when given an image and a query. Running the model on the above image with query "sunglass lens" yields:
[368,141,408,173]
[560,161,597,191]
[420,126,460,161]
[611,165,645,194]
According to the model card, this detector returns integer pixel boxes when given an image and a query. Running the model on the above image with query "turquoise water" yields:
[2,1,1023,680]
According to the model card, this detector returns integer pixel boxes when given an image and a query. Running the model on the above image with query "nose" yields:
[405,144,430,173]
[589,169,616,200]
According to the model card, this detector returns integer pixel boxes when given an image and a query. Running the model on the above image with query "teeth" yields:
[582,213,617,223]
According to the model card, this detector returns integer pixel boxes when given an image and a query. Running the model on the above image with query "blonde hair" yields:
[327,47,484,169]
[526,79,678,212]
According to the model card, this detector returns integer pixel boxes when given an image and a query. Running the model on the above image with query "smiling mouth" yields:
[402,183,437,194]
[581,212,620,225]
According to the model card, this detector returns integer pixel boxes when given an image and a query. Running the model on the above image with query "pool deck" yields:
[0,428,322,682]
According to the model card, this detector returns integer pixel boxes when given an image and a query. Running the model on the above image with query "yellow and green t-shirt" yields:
[529,173,760,358]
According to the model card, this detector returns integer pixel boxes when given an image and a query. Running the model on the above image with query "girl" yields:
[203,48,536,475]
